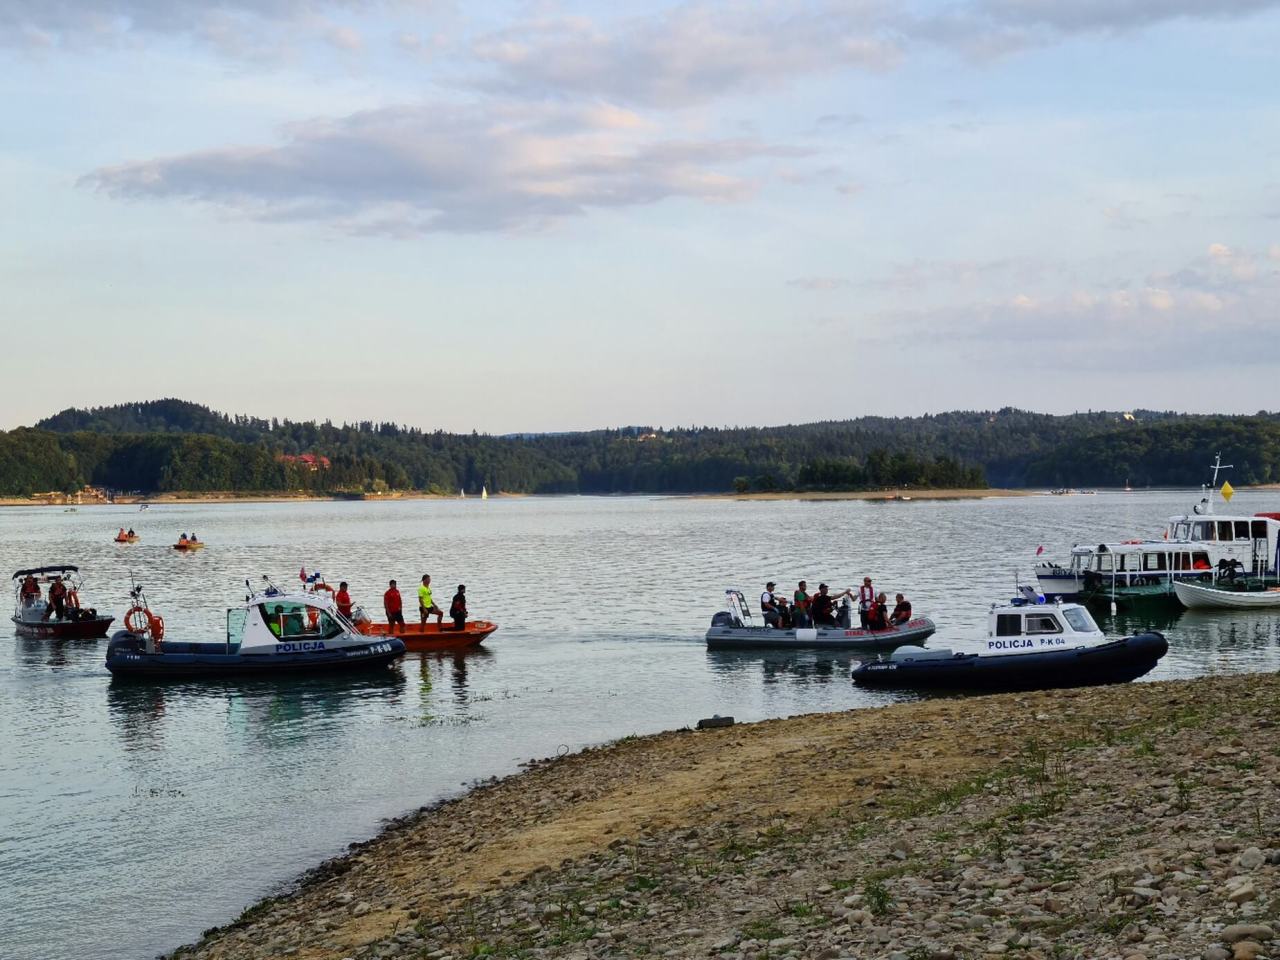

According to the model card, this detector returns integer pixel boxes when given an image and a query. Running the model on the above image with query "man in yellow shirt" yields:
[418,574,443,625]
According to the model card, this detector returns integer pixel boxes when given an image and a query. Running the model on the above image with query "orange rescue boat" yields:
[355,619,497,652]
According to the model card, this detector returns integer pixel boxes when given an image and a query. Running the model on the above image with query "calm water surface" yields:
[3,493,1279,959]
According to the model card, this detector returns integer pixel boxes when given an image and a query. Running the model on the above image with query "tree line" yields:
[1,398,1276,497]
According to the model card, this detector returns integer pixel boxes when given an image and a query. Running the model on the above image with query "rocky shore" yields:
[172,673,1280,960]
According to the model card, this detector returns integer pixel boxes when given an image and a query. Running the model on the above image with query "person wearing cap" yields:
[857,576,875,629]
[760,581,782,628]
[810,582,851,627]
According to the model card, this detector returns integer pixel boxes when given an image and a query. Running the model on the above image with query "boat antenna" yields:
[1202,452,1233,516]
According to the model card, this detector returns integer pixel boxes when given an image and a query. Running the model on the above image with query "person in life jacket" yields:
[866,592,890,631]
[857,577,875,629]
[759,582,782,628]
[792,581,811,627]
[44,578,68,621]
[20,574,40,606]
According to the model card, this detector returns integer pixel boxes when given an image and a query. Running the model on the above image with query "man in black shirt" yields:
[890,593,913,626]
[449,585,468,631]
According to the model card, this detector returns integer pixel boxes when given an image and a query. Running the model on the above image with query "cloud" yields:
[471,4,903,108]
[81,101,804,234]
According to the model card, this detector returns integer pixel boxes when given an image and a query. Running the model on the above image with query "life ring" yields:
[125,606,165,641]
[311,583,334,594]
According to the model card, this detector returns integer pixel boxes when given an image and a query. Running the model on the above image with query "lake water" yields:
[3,492,1279,959]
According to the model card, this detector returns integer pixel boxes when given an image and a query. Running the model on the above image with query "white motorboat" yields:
[1035,455,1280,603]
[1173,579,1280,610]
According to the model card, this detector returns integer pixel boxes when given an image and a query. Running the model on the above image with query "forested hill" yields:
[1,399,1278,496]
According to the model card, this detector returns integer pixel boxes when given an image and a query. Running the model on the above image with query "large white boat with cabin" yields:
[1034,456,1280,605]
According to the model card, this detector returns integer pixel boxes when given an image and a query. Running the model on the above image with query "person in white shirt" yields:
[760,581,782,628]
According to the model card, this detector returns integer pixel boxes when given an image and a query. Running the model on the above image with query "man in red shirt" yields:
[383,579,405,633]
[335,581,354,621]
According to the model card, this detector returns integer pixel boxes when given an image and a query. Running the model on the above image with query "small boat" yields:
[105,581,405,680]
[355,618,497,652]
[172,539,205,551]
[11,565,114,639]
[852,595,1167,691]
[114,533,139,544]
[1173,579,1280,610]
[705,589,935,650]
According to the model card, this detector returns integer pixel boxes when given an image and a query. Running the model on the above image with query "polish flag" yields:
[299,566,307,582]
[1035,545,1045,556]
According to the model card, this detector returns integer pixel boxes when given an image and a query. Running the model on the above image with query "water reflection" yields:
[706,649,859,684]
[107,671,407,751]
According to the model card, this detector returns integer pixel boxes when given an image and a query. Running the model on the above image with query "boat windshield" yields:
[1062,607,1098,633]
[257,602,344,640]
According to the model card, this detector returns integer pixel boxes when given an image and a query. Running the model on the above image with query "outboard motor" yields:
[838,598,852,628]
[711,610,736,628]
[106,630,143,656]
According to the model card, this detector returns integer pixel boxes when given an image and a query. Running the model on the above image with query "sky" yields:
[2,0,1279,433]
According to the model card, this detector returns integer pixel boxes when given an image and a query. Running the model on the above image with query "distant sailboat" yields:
[481,485,488,500]
[1124,477,1133,492]
[459,488,465,499]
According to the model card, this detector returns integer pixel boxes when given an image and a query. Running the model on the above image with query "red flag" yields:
[1035,545,1045,556]
[299,566,307,582]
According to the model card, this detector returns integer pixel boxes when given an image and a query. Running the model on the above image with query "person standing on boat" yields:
[44,577,68,621]
[811,583,851,626]
[449,585,467,631]
[890,593,912,626]
[759,582,782,628]
[857,577,875,629]
[335,581,354,621]
[792,581,811,627]
[383,579,405,633]
[20,574,40,607]
[866,592,890,630]
[418,574,443,625]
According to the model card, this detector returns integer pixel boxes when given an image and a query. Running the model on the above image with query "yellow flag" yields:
[1221,480,1235,502]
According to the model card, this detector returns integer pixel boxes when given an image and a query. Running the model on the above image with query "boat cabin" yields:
[986,598,1103,653]
[225,590,364,654]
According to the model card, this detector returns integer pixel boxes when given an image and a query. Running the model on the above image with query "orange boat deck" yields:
[356,619,497,651]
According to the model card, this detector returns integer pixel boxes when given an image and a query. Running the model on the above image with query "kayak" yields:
[706,616,936,650]
[172,542,205,551]
[114,535,139,544]
[851,632,1168,692]
[355,619,497,652]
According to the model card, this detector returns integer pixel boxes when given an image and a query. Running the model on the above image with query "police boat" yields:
[706,589,936,650]
[851,592,1167,691]
[105,578,405,680]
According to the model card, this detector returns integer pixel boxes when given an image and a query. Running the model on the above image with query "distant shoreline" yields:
[695,487,1035,502]
[0,491,522,508]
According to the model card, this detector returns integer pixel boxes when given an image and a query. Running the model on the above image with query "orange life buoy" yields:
[125,606,165,641]
[311,582,334,593]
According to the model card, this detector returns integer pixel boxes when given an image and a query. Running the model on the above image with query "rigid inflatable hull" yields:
[105,636,406,680]
[356,619,496,652]
[13,615,114,640]
[706,617,936,650]
[851,633,1167,692]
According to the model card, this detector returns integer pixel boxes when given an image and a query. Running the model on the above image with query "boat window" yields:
[257,602,332,639]
[1097,554,1113,572]
[1252,520,1268,539]
[1192,551,1211,570]
[1192,522,1213,541]
[1173,552,1190,571]
[1218,521,1234,541]
[1062,607,1098,633]
[1143,553,1167,571]
[1025,614,1062,635]
[995,614,1022,636]
[1171,522,1189,540]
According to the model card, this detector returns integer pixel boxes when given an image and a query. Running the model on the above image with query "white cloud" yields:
[81,101,803,234]
[787,276,850,290]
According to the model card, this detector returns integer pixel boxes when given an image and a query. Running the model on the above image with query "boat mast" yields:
[1204,453,1233,516]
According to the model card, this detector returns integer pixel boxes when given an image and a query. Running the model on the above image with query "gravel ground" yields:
[170,673,1280,960]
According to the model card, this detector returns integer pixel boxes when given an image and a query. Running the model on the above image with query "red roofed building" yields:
[279,453,332,471]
